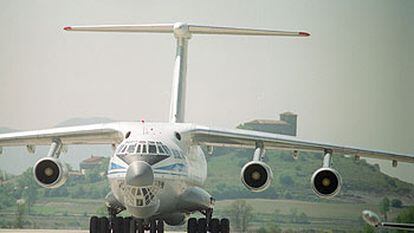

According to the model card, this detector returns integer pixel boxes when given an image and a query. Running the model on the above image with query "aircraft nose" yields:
[126,161,154,187]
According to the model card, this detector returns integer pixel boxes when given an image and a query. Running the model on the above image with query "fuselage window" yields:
[127,144,137,154]
[142,144,147,154]
[136,144,142,154]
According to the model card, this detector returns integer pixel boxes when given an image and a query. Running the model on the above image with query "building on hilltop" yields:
[80,155,105,175]
[238,112,297,136]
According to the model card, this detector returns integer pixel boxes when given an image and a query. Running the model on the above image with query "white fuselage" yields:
[106,122,207,218]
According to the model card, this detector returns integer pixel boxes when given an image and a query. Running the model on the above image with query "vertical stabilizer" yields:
[64,22,310,123]
[169,23,191,123]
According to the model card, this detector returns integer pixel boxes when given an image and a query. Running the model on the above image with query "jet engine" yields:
[311,167,342,198]
[33,157,68,189]
[241,161,273,192]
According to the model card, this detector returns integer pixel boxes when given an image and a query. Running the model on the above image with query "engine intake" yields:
[241,161,273,192]
[33,157,68,189]
[311,167,342,198]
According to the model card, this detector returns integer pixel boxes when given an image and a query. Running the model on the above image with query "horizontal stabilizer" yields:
[64,22,310,37]
[64,24,173,33]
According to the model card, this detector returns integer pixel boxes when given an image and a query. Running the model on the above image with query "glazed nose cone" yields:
[126,161,154,187]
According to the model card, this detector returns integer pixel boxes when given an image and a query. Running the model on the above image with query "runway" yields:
[0,230,183,233]
[0,230,88,233]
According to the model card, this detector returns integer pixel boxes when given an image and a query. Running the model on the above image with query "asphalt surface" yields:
[0,230,183,233]
[0,231,87,233]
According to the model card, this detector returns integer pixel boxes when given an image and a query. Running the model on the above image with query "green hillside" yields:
[1,151,413,231]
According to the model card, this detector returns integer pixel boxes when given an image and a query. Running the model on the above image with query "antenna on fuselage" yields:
[64,22,310,123]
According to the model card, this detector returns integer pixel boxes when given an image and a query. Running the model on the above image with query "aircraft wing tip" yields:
[299,31,310,37]
[63,26,72,31]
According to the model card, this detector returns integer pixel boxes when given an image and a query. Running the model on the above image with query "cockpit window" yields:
[127,144,137,154]
[121,145,128,154]
[148,141,157,154]
[116,140,173,159]
[156,142,166,154]
[116,144,126,154]
[162,145,171,155]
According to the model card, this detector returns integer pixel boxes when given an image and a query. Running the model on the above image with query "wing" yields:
[185,125,414,163]
[0,123,126,148]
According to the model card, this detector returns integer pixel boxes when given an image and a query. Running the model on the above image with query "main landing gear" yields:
[89,208,228,233]
[187,209,230,233]
[89,216,164,233]
[187,217,229,233]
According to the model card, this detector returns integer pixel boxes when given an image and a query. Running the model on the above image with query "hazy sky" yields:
[0,0,413,181]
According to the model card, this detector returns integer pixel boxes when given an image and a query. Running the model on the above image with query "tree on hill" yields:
[379,197,390,221]
[395,206,414,224]
[391,198,403,208]
[362,224,375,233]
[15,199,26,228]
[16,168,38,214]
[226,200,253,232]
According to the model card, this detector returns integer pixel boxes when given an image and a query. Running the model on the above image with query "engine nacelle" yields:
[311,167,342,198]
[33,157,68,189]
[241,161,273,192]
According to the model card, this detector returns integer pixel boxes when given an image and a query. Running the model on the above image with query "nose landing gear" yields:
[89,215,164,233]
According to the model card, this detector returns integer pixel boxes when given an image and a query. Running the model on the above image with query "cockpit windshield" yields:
[115,140,179,164]
[116,141,172,155]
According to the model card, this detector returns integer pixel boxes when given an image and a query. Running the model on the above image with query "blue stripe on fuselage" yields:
[110,162,126,170]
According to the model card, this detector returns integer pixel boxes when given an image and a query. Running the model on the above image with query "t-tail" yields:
[64,22,310,123]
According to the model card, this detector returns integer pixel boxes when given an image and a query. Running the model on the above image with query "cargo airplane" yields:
[0,22,413,233]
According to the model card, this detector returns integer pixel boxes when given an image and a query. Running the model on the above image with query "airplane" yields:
[0,22,413,233]
[362,210,414,231]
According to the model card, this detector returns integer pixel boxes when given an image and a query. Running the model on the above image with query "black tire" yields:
[113,216,124,233]
[220,218,230,233]
[90,216,98,233]
[123,217,132,233]
[197,218,207,233]
[129,219,137,233]
[136,219,145,233]
[209,218,220,233]
[149,219,157,233]
[99,217,110,233]
[187,218,197,233]
[157,220,164,233]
